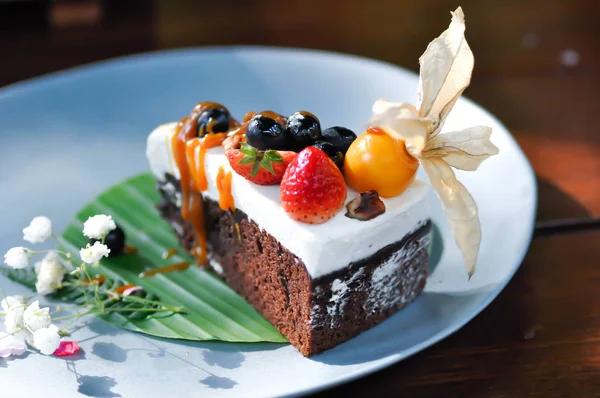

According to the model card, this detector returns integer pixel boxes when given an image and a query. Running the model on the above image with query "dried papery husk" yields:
[423,126,497,171]
[368,7,499,278]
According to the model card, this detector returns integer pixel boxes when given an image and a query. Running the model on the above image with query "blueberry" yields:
[313,140,344,170]
[246,115,289,150]
[197,107,232,137]
[285,111,321,150]
[322,126,357,154]
[90,225,125,257]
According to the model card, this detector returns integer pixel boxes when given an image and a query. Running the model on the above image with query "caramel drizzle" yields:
[257,110,287,126]
[123,245,138,255]
[162,248,178,260]
[170,102,239,265]
[83,275,105,285]
[185,138,202,192]
[113,284,138,295]
[234,223,242,243]
[188,133,229,191]
[140,261,191,278]
[216,165,235,212]
[242,111,256,122]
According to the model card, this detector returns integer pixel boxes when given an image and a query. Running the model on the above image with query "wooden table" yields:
[2,1,599,396]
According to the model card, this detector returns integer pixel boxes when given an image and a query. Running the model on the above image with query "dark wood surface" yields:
[1,1,599,396]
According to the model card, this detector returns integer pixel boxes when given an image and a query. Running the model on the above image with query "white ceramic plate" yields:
[0,47,536,398]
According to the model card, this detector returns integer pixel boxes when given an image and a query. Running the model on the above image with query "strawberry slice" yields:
[280,146,347,224]
[226,143,296,185]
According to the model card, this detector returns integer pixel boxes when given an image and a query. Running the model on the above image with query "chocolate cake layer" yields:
[157,175,431,356]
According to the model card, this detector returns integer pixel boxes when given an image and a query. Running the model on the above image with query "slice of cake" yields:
[144,7,498,356]
[147,111,432,356]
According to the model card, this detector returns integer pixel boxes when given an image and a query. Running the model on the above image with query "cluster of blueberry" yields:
[246,111,356,170]
[196,107,232,136]
[196,106,357,170]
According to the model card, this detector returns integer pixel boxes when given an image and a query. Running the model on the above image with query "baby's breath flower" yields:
[34,251,59,274]
[3,247,32,269]
[82,214,116,240]
[15,329,34,346]
[35,252,64,296]
[1,295,26,312]
[79,242,111,265]
[22,216,52,244]
[0,332,27,358]
[4,307,24,334]
[33,324,60,355]
[1,295,26,334]
[23,300,51,332]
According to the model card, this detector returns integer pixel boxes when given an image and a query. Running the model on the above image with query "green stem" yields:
[0,281,8,307]
[52,308,98,322]
[74,266,90,304]
[107,307,183,313]
[119,294,169,306]
[81,265,103,312]
[60,281,81,287]
[31,249,71,257]
[0,328,21,340]
[120,295,183,313]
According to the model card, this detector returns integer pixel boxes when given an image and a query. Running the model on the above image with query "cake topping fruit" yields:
[312,140,344,170]
[285,111,322,150]
[226,143,296,185]
[280,146,347,224]
[344,127,419,198]
[345,191,386,221]
[321,126,357,154]
[90,225,125,257]
[196,106,232,137]
[246,114,290,150]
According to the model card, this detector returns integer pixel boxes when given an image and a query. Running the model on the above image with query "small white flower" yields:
[34,260,42,274]
[3,296,26,334]
[82,214,116,240]
[23,300,51,332]
[33,324,60,355]
[35,252,64,296]
[1,295,26,312]
[14,328,34,346]
[0,332,27,358]
[79,241,111,265]
[3,247,32,269]
[4,308,24,334]
[22,216,52,244]
[34,251,59,274]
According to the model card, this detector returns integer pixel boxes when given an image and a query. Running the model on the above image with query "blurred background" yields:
[1,0,598,219]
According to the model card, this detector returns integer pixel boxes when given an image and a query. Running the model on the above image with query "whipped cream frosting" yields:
[146,123,431,279]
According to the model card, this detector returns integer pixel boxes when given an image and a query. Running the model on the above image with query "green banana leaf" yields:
[55,173,286,343]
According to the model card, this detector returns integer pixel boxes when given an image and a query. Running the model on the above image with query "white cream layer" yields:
[146,123,431,279]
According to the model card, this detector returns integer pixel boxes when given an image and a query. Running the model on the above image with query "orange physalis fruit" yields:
[343,127,419,198]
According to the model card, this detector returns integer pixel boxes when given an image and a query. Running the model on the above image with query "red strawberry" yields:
[226,143,296,185]
[280,146,347,224]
